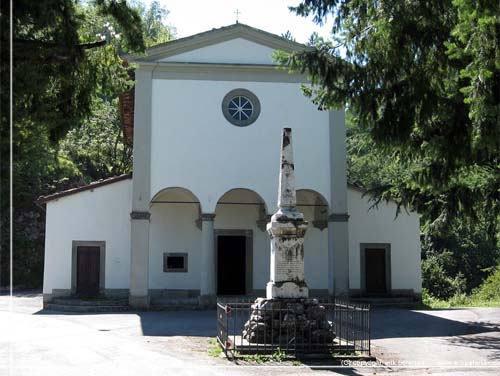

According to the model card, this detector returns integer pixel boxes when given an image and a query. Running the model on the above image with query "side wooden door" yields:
[76,246,100,296]
[365,248,387,294]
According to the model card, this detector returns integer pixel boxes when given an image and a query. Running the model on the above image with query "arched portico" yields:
[148,187,203,302]
[297,189,330,295]
[214,188,269,296]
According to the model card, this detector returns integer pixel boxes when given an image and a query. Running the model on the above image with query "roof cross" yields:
[234,9,241,23]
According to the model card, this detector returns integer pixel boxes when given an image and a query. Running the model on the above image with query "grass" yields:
[423,294,500,309]
[207,338,223,357]
[233,348,291,364]
[422,266,500,309]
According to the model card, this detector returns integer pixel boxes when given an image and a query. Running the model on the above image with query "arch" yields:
[150,186,203,212]
[148,186,203,292]
[296,189,329,231]
[215,188,269,215]
[296,189,329,207]
[213,188,270,294]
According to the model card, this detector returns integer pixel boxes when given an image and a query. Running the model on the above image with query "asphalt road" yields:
[1,293,499,376]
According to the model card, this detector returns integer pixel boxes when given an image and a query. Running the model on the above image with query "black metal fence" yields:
[216,298,370,358]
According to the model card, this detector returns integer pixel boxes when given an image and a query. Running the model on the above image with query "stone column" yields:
[328,109,350,296]
[129,67,153,308]
[199,213,216,304]
[266,128,309,299]
[130,212,151,307]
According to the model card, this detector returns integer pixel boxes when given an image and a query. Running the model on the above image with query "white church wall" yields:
[149,202,202,291]
[43,179,132,295]
[150,79,331,214]
[212,190,329,292]
[159,38,277,65]
[347,188,422,293]
[299,205,329,291]
[214,201,270,291]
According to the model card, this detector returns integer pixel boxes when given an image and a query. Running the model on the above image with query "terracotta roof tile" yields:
[36,173,132,204]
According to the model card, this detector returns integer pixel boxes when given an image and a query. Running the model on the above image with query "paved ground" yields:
[1,293,499,375]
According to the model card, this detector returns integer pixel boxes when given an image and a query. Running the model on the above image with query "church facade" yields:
[39,24,422,307]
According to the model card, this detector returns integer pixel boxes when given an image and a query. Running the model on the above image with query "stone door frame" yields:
[360,243,391,295]
[71,240,106,295]
[214,229,253,295]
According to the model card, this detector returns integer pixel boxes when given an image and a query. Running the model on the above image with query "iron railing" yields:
[216,298,370,358]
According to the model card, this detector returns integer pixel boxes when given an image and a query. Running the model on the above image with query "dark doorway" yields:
[217,235,246,295]
[76,246,100,296]
[365,248,387,294]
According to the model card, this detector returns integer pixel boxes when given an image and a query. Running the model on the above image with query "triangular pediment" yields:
[129,23,309,65]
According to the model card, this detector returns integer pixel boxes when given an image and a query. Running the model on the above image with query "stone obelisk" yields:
[266,128,309,299]
[243,128,334,345]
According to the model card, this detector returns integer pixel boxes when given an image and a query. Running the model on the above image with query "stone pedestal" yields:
[243,297,335,344]
[266,211,309,299]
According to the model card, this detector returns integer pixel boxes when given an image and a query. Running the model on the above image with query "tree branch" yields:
[14,39,107,50]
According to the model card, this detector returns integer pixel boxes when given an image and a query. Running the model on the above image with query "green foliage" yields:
[59,98,132,181]
[472,266,500,302]
[346,109,500,301]
[302,1,500,304]
[422,256,466,300]
[207,338,223,357]
[281,0,500,234]
[4,0,145,142]
[422,220,500,294]
[241,352,284,364]
[132,0,176,47]
[422,282,500,308]
[269,347,288,362]
[1,0,174,288]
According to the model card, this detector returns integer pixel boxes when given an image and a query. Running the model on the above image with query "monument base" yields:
[266,281,309,299]
[243,297,335,344]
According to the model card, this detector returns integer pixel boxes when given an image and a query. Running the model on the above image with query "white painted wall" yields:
[149,199,202,290]
[347,188,422,292]
[150,79,331,213]
[150,188,330,293]
[160,38,277,64]
[43,179,132,294]
[210,189,329,291]
[299,205,329,290]
[214,191,270,291]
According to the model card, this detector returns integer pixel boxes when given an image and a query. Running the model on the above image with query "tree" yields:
[279,0,500,234]
[1,0,145,287]
[346,109,500,299]
[0,0,175,288]
[3,0,145,142]
[134,0,176,47]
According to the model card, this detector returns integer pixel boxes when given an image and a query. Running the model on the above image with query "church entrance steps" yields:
[149,297,200,310]
[349,296,417,306]
[44,297,129,312]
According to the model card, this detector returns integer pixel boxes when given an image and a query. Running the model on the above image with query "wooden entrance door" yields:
[365,248,387,294]
[217,235,246,295]
[76,246,100,296]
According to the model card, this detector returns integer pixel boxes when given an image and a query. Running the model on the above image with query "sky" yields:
[140,0,334,43]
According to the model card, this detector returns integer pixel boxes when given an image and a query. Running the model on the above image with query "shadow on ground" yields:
[0,289,42,298]
[371,308,498,339]
[36,309,217,337]
[137,311,216,336]
[33,299,499,341]
[449,328,500,361]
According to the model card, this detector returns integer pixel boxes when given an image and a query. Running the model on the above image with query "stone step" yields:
[349,297,417,306]
[150,297,199,305]
[44,303,129,313]
[51,298,129,306]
